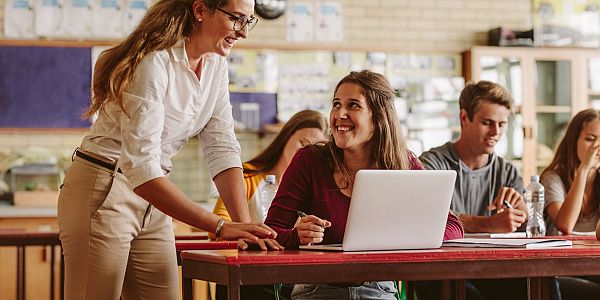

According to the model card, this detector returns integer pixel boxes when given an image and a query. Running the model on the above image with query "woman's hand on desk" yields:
[296,215,331,245]
[238,238,285,251]
[219,222,277,241]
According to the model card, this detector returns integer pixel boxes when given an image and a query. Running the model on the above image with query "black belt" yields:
[75,150,122,173]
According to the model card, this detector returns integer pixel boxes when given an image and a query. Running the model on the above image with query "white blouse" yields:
[81,40,241,188]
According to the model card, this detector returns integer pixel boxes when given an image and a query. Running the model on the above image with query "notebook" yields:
[442,238,572,249]
[299,169,456,252]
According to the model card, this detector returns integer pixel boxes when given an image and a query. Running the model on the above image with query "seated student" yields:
[419,81,527,232]
[541,108,600,299]
[417,81,560,300]
[264,70,464,300]
[212,109,329,300]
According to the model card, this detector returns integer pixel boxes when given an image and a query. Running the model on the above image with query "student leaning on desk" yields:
[416,81,561,300]
[541,108,600,299]
[57,1,281,299]
[264,70,464,300]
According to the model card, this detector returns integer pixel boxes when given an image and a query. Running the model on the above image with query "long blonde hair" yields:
[85,0,226,118]
[316,70,411,189]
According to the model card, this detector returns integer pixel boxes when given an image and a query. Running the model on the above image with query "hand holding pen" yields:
[488,187,526,215]
[296,211,331,245]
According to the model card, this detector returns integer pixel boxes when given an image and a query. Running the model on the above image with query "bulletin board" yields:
[0,46,92,128]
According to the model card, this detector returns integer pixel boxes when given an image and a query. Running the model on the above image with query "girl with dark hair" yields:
[58,0,279,299]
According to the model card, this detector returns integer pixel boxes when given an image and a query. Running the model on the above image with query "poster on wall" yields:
[34,0,64,37]
[228,49,278,93]
[92,0,124,39]
[63,0,93,37]
[122,0,150,35]
[286,2,314,42]
[316,2,343,41]
[3,0,35,38]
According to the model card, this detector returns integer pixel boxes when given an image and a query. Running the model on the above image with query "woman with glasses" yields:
[58,0,276,299]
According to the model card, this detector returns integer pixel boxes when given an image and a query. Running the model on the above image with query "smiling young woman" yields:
[58,1,280,299]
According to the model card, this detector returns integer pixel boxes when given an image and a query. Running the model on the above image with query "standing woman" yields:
[58,0,278,299]
[265,70,464,299]
[541,109,600,298]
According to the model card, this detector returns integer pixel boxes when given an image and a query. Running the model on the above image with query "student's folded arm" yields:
[458,214,491,233]
[444,211,464,240]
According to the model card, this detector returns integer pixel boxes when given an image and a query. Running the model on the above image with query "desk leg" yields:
[182,277,193,300]
[454,279,466,300]
[17,245,25,300]
[528,277,550,300]
[51,245,56,300]
[441,280,452,300]
[228,274,240,300]
[60,250,65,300]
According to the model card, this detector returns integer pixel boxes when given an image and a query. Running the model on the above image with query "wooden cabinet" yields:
[463,46,593,181]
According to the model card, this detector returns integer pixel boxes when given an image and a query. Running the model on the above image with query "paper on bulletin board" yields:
[286,2,314,42]
[63,0,92,37]
[34,0,64,37]
[316,2,342,41]
[3,0,34,38]
[228,49,278,93]
[122,0,150,35]
[277,51,333,121]
[92,0,124,39]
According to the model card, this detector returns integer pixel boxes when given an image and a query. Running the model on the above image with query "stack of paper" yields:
[443,238,572,249]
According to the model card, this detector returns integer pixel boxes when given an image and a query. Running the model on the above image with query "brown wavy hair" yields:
[541,109,600,216]
[316,70,411,189]
[84,0,227,119]
[245,110,328,175]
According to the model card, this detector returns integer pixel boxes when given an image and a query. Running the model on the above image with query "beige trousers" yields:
[58,154,178,300]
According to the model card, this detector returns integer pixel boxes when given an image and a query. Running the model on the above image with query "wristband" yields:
[215,218,225,239]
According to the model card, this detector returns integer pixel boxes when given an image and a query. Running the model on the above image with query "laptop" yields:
[300,169,456,251]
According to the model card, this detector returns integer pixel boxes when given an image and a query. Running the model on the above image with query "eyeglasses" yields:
[216,7,258,32]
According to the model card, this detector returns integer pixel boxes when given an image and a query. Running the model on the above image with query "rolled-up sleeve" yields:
[444,211,464,240]
[199,59,242,179]
[120,54,168,188]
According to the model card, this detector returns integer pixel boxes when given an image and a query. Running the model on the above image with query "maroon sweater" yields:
[265,146,464,249]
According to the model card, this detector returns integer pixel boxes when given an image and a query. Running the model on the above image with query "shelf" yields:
[0,39,116,48]
[0,38,466,52]
[535,105,571,114]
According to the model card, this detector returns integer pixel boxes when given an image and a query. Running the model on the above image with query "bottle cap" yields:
[531,175,540,182]
[265,175,276,184]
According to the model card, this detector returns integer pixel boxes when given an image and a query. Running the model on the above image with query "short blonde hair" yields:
[459,80,513,121]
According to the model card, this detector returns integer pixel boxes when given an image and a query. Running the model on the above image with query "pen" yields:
[503,200,514,209]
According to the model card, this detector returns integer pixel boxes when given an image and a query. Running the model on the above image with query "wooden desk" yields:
[181,240,600,300]
[0,229,223,300]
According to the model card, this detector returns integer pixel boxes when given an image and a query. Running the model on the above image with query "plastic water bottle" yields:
[250,175,278,222]
[525,175,546,237]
